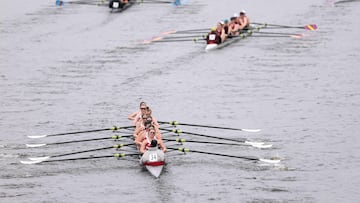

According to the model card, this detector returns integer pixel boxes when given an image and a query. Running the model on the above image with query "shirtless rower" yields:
[128,101,147,125]
[139,126,166,154]
[238,10,250,30]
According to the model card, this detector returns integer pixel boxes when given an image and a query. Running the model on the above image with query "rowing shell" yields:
[205,24,267,52]
[139,147,165,178]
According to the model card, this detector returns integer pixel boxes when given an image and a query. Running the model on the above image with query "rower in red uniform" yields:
[139,126,166,154]
[206,27,221,45]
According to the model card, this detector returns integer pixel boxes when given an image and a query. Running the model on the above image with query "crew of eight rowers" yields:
[128,102,167,154]
[206,10,250,45]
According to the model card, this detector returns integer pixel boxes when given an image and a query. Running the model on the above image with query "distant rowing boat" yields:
[205,24,267,52]
[109,0,136,12]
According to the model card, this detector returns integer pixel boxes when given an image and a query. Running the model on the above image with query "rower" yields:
[206,27,221,45]
[238,10,250,30]
[216,21,227,43]
[228,16,240,36]
[139,140,165,167]
[223,19,230,36]
[139,126,166,154]
[145,107,160,129]
[128,101,147,125]
[135,123,163,146]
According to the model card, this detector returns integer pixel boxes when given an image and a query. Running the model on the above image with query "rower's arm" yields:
[159,140,167,153]
[127,111,137,120]
[139,141,146,154]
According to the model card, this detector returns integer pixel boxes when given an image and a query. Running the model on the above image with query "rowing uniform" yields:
[206,31,222,44]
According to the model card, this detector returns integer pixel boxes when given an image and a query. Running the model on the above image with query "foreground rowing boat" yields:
[139,147,165,178]
[205,24,267,52]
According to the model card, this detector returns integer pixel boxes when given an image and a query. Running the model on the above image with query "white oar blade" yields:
[259,158,281,164]
[254,144,272,149]
[26,143,47,148]
[242,129,261,133]
[27,134,48,139]
[20,159,44,165]
[245,141,265,146]
[28,156,50,161]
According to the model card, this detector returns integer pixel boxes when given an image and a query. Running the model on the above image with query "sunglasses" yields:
[140,107,147,110]
[150,131,156,134]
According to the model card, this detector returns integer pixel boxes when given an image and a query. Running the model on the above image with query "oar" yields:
[24,143,133,163]
[143,38,202,44]
[56,0,106,6]
[168,147,281,164]
[27,125,135,139]
[138,0,187,5]
[163,138,272,149]
[160,28,210,35]
[26,134,132,148]
[158,121,261,132]
[20,153,140,165]
[160,128,267,148]
[252,22,318,30]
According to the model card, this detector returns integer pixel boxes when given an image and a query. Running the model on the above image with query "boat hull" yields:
[140,148,165,178]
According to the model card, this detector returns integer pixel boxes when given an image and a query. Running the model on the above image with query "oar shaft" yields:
[168,147,259,161]
[51,143,133,158]
[160,128,246,143]
[29,125,134,138]
[47,135,131,145]
[44,153,140,163]
[159,121,256,132]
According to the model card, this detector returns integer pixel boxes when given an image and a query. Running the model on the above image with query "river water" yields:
[1,0,359,202]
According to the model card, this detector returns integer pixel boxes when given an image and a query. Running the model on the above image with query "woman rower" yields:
[228,16,240,36]
[128,101,147,125]
[238,10,250,30]
[139,126,166,154]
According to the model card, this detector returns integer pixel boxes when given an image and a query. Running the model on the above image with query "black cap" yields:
[150,140,158,147]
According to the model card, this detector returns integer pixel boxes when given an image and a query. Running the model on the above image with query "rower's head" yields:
[148,128,156,138]
[224,19,229,24]
[146,108,152,116]
[217,21,224,29]
[210,27,216,32]
[240,10,246,15]
[140,102,147,113]
[230,17,237,22]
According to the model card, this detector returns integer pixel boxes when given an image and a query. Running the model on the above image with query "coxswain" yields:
[206,27,221,45]
[140,140,165,167]
[128,101,147,125]
[238,10,250,30]
[139,126,166,154]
